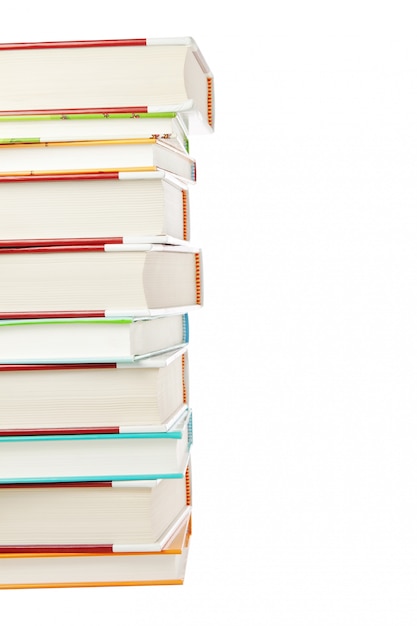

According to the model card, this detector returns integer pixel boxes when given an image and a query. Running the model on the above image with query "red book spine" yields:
[0,244,106,254]
[0,106,149,117]
[0,311,106,320]
[0,545,114,554]
[0,39,148,51]
[0,427,120,436]
[0,363,116,371]
[0,172,120,183]
[0,238,123,248]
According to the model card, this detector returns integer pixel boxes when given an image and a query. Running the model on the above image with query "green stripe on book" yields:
[0,137,41,143]
[0,112,177,122]
[0,318,132,327]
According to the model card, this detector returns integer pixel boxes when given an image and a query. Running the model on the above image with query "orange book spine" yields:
[195,252,202,305]
[182,189,189,241]
[0,579,184,590]
[207,77,214,129]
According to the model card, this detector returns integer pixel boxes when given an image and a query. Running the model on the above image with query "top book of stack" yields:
[0,37,214,136]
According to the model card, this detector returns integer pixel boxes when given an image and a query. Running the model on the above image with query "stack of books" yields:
[0,37,214,589]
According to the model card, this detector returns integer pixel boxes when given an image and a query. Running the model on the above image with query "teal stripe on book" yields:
[187,413,193,450]
[0,472,185,484]
[0,431,182,442]
[182,313,189,343]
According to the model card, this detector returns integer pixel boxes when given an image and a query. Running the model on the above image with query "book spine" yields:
[0,473,185,484]
[0,112,177,122]
[0,166,157,177]
[0,237,125,248]
[182,188,189,240]
[0,39,148,51]
[0,362,116,372]
[0,427,121,436]
[182,353,188,406]
[195,252,202,305]
[0,545,114,554]
[0,310,107,320]
[187,413,193,452]
[185,465,192,507]
[207,77,214,129]
[182,314,189,344]
[0,172,119,183]
[0,580,184,590]
[0,430,183,442]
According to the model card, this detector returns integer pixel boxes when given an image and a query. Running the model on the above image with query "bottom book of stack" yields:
[0,513,192,589]
[0,464,192,589]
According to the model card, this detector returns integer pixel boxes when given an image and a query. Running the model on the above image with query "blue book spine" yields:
[182,313,189,343]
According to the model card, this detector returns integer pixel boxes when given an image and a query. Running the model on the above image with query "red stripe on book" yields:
[0,311,106,320]
[0,545,114,554]
[0,39,147,51]
[0,238,123,248]
[0,481,113,489]
[0,363,117,371]
[0,172,120,183]
[0,427,120,436]
[0,244,106,253]
[0,106,149,116]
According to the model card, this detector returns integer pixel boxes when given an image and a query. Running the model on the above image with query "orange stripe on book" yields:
[0,172,119,183]
[207,77,214,128]
[0,138,156,149]
[182,189,188,240]
[0,580,183,590]
[195,253,202,305]
[0,167,157,177]
[181,354,187,405]
[185,466,192,507]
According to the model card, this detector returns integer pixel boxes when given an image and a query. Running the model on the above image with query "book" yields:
[0,37,214,134]
[0,513,191,589]
[0,112,190,153]
[0,313,189,364]
[0,171,190,245]
[0,243,203,317]
[0,468,191,552]
[0,407,192,483]
[0,346,189,434]
[0,137,196,183]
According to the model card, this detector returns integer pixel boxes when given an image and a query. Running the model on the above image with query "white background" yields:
[3,1,417,623]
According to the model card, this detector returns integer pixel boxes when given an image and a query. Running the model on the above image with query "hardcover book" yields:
[0,346,189,434]
[0,112,190,153]
[0,468,191,552]
[0,243,203,317]
[0,512,192,589]
[0,37,214,134]
[0,314,189,364]
[0,170,190,245]
[0,407,193,483]
[0,137,196,183]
